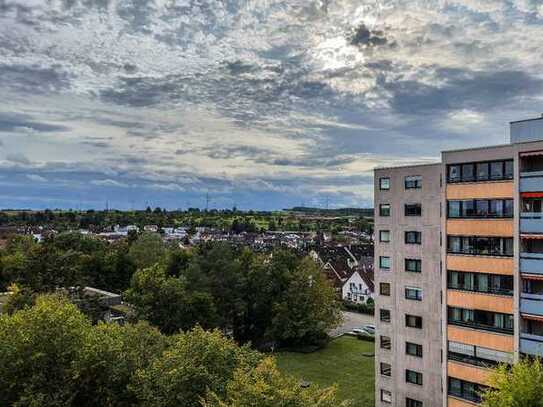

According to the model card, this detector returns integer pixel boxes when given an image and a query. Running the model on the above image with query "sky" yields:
[1,0,543,210]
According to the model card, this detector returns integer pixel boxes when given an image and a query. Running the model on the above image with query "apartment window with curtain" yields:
[405,203,422,216]
[380,362,392,377]
[405,287,423,301]
[380,336,391,350]
[447,160,513,183]
[447,236,513,257]
[405,175,422,189]
[448,270,513,296]
[380,177,391,190]
[380,204,391,217]
[380,256,391,270]
[380,230,391,242]
[447,306,513,334]
[448,377,487,403]
[406,342,423,357]
[380,282,391,296]
[405,258,422,273]
[381,390,392,403]
[380,309,391,322]
[406,398,423,407]
[405,314,422,329]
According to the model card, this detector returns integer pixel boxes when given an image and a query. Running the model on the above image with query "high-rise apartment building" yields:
[374,115,543,407]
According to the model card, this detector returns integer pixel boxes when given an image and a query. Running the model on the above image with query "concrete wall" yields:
[374,163,443,407]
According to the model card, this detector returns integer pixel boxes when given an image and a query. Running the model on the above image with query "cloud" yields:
[5,152,31,164]
[0,112,69,133]
[26,174,47,182]
[90,179,130,188]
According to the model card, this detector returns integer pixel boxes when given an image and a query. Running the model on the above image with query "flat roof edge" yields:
[374,162,441,171]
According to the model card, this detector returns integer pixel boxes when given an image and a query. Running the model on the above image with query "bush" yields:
[356,333,375,342]
[342,300,374,315]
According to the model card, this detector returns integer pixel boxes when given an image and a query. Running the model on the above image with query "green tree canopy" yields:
[482,358,543,407]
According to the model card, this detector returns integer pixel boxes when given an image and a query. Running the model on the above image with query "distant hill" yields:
[286,207,374,217]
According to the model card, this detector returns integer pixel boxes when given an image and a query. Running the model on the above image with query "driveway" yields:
[329,311,375,338]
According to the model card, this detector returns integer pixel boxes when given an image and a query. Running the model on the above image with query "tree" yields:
[132,326,262,407]
[203,357,350,407]
[128,232,166,270]
[124,264,217,334]
[0,294,91,406]
[268,257,341,347]
[3,283,36,315]
[482,358,543,406]
[74,321,168,407]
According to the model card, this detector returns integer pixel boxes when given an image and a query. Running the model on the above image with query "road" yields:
[330,311,375,338]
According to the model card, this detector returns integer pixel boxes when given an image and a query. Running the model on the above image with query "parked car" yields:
[362,324,375,335]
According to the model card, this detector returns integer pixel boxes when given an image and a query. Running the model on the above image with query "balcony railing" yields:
[448,352,501,368]
[520,296,543,317]
[521,214,543,234]
[448,320,514,335]
[520,333,543,356]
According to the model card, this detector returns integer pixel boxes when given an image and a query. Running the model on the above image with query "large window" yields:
[448,377,487,404]
[380,256,391,270]
[447,199,513,218]
[405,258,422,273]
[447,159,513,183]
[380,309,391,322]
[380,282,391,296]
[405,204,422,216]
[406,342,423,357]
[380,177,391,190]
[405,175,422,189]
[405,287,423,301]
[405,231,421,244]
[380,204,391,217]
[405,369,423,386]
[448,340,513,367]
[447,306,513,334]
[380,336,391,350]
[448,270,513,296]
[405,314,422,329]
[447,236,513,257]
[380,230,391,242]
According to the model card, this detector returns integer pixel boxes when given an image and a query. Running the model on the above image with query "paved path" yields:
[330,311,375,338]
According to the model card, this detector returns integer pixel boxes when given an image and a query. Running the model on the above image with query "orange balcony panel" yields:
[448,396,479,407]
[447,255,513,275]
[448,290,513,314]
[448,325,513,352]
[448,361,491,386]
[447,219,513,237]
[447,182,513,200]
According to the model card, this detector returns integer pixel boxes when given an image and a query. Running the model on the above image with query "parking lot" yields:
[330,311,375,338]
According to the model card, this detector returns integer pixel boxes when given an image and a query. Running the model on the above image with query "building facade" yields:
[374,164,443,407]
[374,115,543,407]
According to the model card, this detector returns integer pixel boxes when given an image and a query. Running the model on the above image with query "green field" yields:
[275,336,375,407]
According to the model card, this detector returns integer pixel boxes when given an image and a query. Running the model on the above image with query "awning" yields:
[522,192,543,198]
[521,234,543,239]
[521,151,543,157]
[521,313,543,322]
[521,274,543,281]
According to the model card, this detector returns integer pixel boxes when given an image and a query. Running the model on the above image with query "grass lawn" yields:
[275,336,374,407]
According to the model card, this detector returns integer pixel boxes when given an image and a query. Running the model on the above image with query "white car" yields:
[362,324,376,335]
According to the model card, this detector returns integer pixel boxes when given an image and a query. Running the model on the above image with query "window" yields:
[448,165,461,182]
[380,177,391,190]
[381,390,392,403]
[380,336,391,350]
[406,398,423,407]
[447,236,513,257]
[448,340,513,367]
[447,306,513,334]
[380,256,391,270]
[380,362,392,376]
[405,314,422,329]
[380,204,391,217]
[447,199,513,219]
[476,162,489,181]
[406,369,423,386]
[448,377,487,403]
[405,175,422,189]
[405,258,421,273]
[447,271,513,296]
[380,230,391,242]
[406,342,423,357]
[380,309,391,322]
[447,160,513,183]
[380,283,391,296]
[405,204,422,216]
[405,287,423,301]
[405,231,421,244]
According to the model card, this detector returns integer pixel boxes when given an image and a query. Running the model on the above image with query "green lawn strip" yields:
[275,336,374,407]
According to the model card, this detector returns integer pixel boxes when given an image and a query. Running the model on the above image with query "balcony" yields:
[521,213,543,234]
[520,238,543,275]
[520,174,543,192]
[520,333,543,357]
[520,296,543,317]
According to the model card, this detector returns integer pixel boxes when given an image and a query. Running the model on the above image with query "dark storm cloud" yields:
[388,68,543,115]
[0,64,71,94]
[0,112,69,132]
